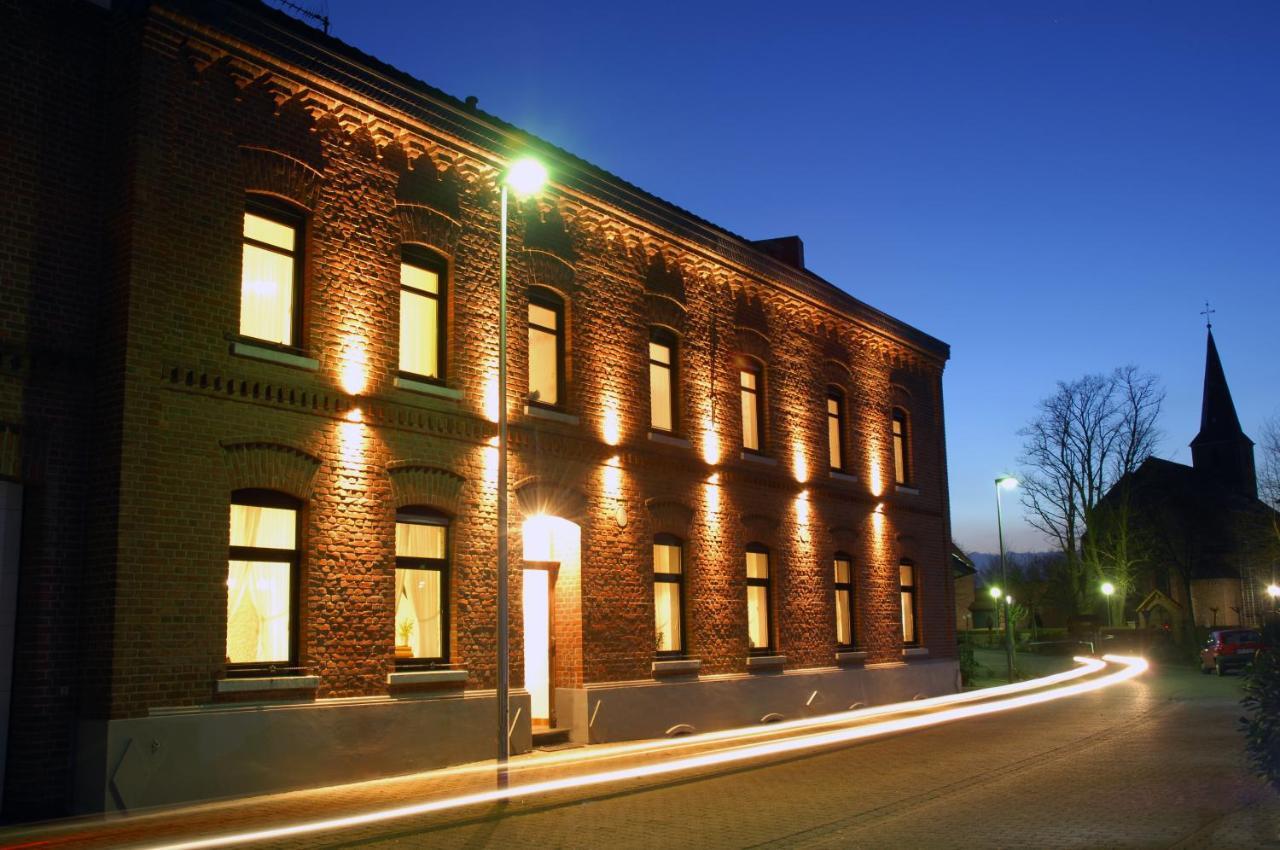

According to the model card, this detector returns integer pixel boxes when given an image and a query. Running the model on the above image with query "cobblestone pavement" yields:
[5,659,1277,850]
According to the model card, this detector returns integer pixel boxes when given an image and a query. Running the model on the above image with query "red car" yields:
[1200,628,1263,675]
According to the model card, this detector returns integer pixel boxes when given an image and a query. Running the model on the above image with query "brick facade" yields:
[2,0,954,818]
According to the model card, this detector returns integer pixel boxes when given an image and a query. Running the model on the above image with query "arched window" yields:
[395,508,450,665]
[740,359,766,453]
[746,543,772,653]
[227,489,301,673]
[834,553,855,648]
[827,388,846,472]
[900,559,919,645]
[398,245,447,382]
[653,533,684,656]
[527,287,566,408]
[240,196,305,348]
[649,327,680,433]
[892,408,911,485]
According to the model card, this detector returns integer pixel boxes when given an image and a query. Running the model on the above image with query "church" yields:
[1107,329,1277,635]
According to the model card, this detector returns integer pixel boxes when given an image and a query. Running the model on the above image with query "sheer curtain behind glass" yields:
[399,263,439,378]
[240,212,296,346]
[746,549,770,651]
[227,504,295,664]
[395,522,445,658]
[528,301,559,405]
[653,540,682,653]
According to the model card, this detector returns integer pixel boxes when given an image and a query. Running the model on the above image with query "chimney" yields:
[750,236,805,270]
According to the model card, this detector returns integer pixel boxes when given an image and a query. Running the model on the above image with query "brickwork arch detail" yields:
[386,463,466,514]
[525,249,577,294]
[397,204,461,257]
[219,439,321,500]
[645,498,695,538]
[646,293,687,335]
[740,512,781,549]
[239,146,324,211]
[734,327,772,364]
[514,477,588,522]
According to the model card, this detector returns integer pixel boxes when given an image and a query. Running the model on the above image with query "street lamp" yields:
[995,474,1018,682]
[1267,583,1280,611]
[496,156,547,785]
[1101,581,1116,628]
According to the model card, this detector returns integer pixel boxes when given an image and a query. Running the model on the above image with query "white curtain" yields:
[227,504,293,664]
[240,243,295,345]
[396,569,441,658]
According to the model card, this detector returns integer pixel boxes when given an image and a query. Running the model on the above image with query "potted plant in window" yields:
[396,616,415,658]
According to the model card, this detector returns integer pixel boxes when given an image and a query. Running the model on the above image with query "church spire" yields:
[1190,327,1256,497]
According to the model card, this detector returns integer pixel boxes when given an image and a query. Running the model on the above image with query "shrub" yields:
[1240,648,1280,792]
[958,640,978,686]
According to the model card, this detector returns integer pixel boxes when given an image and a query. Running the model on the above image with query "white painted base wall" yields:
[78,689,532,813]
[556,659,961,744]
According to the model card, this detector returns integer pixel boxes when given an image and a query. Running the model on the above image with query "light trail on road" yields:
[144,655,1146,850]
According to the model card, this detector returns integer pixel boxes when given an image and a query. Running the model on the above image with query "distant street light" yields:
[496,156,548,786]
[1101,581,1116,627]
[1266,583,1280,611]
[994,475,1018,682]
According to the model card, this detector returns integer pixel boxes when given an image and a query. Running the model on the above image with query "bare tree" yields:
[1018,367,1164,613]
[1260,416,1280,513]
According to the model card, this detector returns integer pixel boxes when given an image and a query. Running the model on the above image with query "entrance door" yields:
[523,564,554,726]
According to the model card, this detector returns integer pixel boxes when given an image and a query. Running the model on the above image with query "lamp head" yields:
[988,586,1002,599]
[996,474,1019,490]
[1101,581,1116,596]
[504,157,548,196]
[1267,583,1280,599]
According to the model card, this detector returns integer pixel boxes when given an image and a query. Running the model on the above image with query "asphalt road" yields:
[6,655,1277,849]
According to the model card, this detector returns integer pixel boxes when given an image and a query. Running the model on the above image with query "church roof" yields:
[1191,330,1251,449]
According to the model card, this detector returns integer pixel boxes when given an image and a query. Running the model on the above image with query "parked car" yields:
[1200,629,1264,675]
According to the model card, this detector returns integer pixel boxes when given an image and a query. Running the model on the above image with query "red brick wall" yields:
[3,0,954,816]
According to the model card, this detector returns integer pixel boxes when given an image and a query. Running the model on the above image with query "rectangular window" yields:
[892,410,909,485]
[399,251,444,380]
[227,496,298,668]
[746,546,771,653]
[740,366,763,452]
[900,561,918,645]
[395,512,449,664]
[528,292,563,407]
[827,393,845,471]
[649,331,677,433]
[654,536,684,655]
[835,556,854,647]
[240,205,301,347]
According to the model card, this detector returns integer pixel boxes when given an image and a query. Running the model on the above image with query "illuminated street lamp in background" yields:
[1267,583,1280,611]
[1101,581,1116,627]
[496,156,548,784]
[994,475,1018,682]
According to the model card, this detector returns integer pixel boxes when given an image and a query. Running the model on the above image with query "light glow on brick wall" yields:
[339,334,368,396]
[703,472,721,516]
[602,455,623,500]
[602,396,621,446]
[701,418,720,465]
[338,419,364,473]
[482,436,499,487]
[483,371,500,423]
[868,450,885,497]
[792,443,808,483]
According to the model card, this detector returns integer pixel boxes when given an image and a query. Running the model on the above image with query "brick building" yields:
[1,0,955,818]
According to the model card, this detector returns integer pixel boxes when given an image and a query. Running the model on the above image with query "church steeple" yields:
[1190,328,1256,498]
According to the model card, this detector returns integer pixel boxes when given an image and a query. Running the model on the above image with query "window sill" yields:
[215,675,320,694]
[648,431,691,449]
[394,375,463,401]
[829,470,859,484]
[902,646,929,658]
[895,485,921,496]
[740,452,777,466]
[652,658,701,676]
[746,654,786,671]
[524,405,580,426]
[836,650,868,664]
[230,340,319,372]
[388,669,468,686]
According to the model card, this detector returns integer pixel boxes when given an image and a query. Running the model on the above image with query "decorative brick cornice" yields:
[220,439,321,498]
[386,463,466,514]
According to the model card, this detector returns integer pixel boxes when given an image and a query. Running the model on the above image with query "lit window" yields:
[654,534,684,655]
[649,329,678,433]
[740,363,765,452]
[827,390,846,471]
[227,491,299,670]
[240,202,302,346]
[892,409,910,485]
[394,509,449,664]
[399,248,445,381]
[746,544,772,653]
[835,554,854,647]
[528,289,564,407]
[900,560,918,645]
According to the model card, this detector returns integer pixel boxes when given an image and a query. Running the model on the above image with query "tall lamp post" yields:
[995,475,1018,682]
[496,157,548,785]
[1101,581,1116,628]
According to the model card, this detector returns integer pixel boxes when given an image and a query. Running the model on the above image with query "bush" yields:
[958,640,978,686]
[1240,649,1280,792]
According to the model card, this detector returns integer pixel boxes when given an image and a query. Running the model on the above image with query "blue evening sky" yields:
[313,0,1279,551]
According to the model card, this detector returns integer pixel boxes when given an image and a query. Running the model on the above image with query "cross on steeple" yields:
[1201,301,1215,329]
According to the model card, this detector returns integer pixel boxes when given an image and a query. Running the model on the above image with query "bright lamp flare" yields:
[996,474,1018,489]
[989,586,1002,599]
[505,157,548,196]
[1101,581,1116,596]
[1266,583,1280,598]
